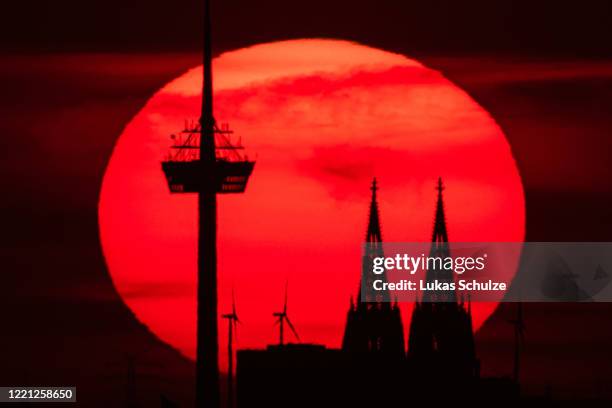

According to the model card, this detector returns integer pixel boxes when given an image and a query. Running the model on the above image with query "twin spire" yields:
[364,176,452,305]
[365,176,449,246]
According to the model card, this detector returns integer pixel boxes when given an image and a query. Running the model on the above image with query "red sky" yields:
[4,47,612,403]
[98,39,525,368]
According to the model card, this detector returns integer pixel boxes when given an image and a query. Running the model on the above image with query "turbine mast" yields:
[222,291,239,408]
[512,302,525,384]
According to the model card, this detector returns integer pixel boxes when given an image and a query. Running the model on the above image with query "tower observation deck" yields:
[162,120,255,194]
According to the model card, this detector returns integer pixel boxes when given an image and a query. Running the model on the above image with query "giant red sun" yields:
[98,39,525,368]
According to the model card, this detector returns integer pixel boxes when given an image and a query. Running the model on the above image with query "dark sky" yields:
[4,0,612,55]
[2,1,612,405]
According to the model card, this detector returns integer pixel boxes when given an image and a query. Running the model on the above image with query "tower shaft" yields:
[196,0,220,406]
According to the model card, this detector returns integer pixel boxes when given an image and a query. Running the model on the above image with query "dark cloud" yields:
[5,0,612,56]
[421,56,612,194]
[297,145,406,199]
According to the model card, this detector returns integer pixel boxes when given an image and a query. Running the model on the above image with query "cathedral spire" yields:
[431,177,449,244]
[366,178,382,243]
[423,177,455,303]
[342,178,404,356]
[408,178,479,375]
[360,178,387,303]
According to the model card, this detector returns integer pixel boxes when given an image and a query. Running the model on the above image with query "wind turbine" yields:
[222,290,240,408]
[508,302,525,383]
[273,283,300,346]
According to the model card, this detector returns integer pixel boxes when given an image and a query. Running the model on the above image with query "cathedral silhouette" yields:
[342,178,478,379]
[236,178,517,407]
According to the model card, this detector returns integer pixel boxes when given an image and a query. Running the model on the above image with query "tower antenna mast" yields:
[196,0,219,406]
[160,0,255,406]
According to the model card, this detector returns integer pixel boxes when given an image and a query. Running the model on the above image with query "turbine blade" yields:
[285,316,300,341]
[232,289,237,316]
[284,281,288,314]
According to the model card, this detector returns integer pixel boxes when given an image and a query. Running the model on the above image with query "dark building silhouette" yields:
[408,178,479,379]
[342,178,405,356]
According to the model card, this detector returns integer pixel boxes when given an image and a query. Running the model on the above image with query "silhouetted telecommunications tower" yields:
[161,0,255,406]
